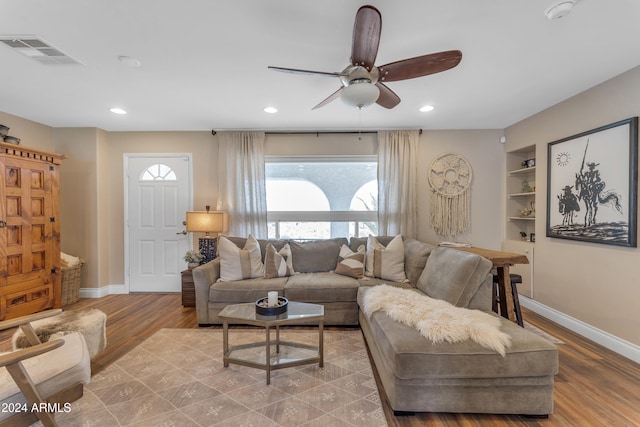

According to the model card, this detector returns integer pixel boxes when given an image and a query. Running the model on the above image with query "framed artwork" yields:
[546,117,638,247]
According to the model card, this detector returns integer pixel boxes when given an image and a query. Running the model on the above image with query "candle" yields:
[268,291,278,307]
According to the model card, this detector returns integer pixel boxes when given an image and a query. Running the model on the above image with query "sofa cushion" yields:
[264,243,294,278]
[335,244,365,278]
[210,277,288,302]
[416,247,492,308]
[365,235,407,282]
[218,235,264,281]
[361,305,558,380]
[289,238,348,273]
[403,238,434,285]
[284,272,359,302]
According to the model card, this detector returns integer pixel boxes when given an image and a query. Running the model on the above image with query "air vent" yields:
[0,36,82,65]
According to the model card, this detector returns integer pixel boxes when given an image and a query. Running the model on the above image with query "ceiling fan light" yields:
[341,80,380,109]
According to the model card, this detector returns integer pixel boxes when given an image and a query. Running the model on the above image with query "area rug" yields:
[55,328,388,427]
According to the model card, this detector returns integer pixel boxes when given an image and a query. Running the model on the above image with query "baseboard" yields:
[78,284,128,298]
[520,296,640,364]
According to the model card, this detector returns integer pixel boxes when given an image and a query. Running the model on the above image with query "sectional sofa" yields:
[192,235,558,416]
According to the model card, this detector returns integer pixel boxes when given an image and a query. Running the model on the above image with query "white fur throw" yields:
[363,284,511,356]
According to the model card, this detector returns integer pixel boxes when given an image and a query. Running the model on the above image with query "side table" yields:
[181,269,195,307]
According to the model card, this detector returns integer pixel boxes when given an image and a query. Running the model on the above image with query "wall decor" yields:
[428,153,472,237]
[546,117,638,247]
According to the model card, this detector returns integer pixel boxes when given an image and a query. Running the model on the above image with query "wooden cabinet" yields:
[0,143,65,320]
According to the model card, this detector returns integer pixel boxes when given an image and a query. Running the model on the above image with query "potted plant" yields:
[184,250,205,269]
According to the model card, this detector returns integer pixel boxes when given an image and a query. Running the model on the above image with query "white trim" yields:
[267,211,378,221]
[265,155,377,163]
[520,296,640,363]
[78,284,128,298]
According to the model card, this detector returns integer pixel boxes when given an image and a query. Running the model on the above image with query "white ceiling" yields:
[1,0,639,132]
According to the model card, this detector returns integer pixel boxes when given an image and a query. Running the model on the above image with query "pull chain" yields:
[358,105,363,141]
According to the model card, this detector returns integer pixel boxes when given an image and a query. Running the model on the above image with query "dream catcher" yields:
[428,153,473,237]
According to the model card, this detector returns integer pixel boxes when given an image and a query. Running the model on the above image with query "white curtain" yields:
[216,131,268,238]
[377,130,419,238]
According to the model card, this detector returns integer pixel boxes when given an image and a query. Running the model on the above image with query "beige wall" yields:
[55,128,100,291]
[105,131,218,286]
[505,65,640,345]
[0,111,54,151]
[417,130,504,248]
[51,130,218,288]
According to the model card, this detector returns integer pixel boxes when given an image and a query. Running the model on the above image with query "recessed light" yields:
[264,106,278,114]
[419,105,434,112]
[110,107,127,115]
[118,55,141,68]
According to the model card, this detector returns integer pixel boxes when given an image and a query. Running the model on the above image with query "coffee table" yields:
[218,301,324,384]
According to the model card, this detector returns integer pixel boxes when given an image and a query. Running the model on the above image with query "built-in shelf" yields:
[505,146,537,301]
[505,145,536,242]
[508,166,536,175]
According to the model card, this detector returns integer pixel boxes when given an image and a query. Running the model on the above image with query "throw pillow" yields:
[289,238,348,273]
[365,235,407,282]
[335,244,365,278]
[416,246,492,308]
[264,243,295,278]
[218,234,265,281]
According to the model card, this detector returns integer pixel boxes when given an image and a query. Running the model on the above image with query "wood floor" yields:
[2,294,639,426]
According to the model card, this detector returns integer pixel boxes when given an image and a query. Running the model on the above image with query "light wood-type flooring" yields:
[1,294,638,426]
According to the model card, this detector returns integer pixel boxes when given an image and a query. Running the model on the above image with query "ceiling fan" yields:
[268,5,462,110]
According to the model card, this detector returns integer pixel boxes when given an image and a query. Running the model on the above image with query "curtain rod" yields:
[211,130,423,136]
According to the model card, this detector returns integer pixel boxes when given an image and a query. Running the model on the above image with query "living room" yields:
[1,1,640,426]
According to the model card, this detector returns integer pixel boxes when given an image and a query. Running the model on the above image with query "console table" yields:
[453,247,528,326]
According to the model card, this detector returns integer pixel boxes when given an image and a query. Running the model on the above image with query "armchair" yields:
[0,309,91,427]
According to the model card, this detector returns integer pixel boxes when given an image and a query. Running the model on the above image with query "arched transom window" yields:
[140,163,177,181]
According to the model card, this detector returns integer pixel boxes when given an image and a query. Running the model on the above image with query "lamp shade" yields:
[186,211,227,234]
[341,80,380,109]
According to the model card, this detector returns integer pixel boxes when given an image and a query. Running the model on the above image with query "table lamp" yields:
[186,205,228,263]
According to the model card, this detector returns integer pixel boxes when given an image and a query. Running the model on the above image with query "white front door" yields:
[125,154,192,292]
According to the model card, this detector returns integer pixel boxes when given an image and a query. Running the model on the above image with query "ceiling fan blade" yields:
[268,66,347,78]
[378,50,462,82]
[351,5,382,71]
[376,82,401,109]
[312,87,344,110]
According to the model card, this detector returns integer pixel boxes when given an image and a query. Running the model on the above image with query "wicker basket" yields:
[61,260,84,306]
